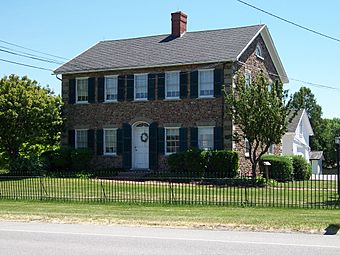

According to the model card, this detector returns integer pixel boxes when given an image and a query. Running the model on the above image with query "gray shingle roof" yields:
[287,109,304,132]
[54,25,264,74]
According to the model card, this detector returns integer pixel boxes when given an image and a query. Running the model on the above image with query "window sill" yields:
[164,98,180,101]
[104,100,118,104]
[103,153,117,157]
[75,101,89,105]
[256,54,264,61]
[133,99,148,102]
[198,96,215,99]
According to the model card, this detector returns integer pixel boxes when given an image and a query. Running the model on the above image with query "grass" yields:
[0,200,339,234]
[0,177,339,208]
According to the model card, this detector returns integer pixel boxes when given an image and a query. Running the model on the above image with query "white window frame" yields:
[244,70,251,87]
[164,127,180,155]
[75,77,89,104]
[165,71,180,99]
[255,43,264,59]
[75,129,88,149]
[134,73,148,101]
[104,75,118,102]
[198,69,214,98]
[245,138,250,158]
[103,128,117,156]
[198,126,214,151]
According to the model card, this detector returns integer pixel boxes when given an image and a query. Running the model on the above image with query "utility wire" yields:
[0,39,69,60]
[0,58,53,71]
[0,48,63,65]
[236,60,340,92]
[236,0,340,43]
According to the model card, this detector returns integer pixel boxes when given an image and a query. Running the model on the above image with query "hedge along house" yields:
[54,11,288,174]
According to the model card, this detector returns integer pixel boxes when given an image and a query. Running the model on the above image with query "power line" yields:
[0,39,69,60]
[0,48,63,65]
[0,58,53,72]
[236,60,340,92]
[236,0,340,43]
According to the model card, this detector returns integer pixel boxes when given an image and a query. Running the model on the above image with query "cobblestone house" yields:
[54,11,288,174]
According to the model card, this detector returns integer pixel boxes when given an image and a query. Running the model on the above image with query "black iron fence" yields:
[0,172,339,209]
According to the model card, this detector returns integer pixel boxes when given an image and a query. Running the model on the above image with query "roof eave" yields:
[236,25,289,84]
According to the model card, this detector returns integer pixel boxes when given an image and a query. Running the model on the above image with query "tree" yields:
[226,72,294,178]
[0,75,63,165]
[320,118,340,167]
[289,87,323,151]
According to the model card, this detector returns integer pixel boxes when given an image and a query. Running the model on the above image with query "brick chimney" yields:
[171,11,187,38]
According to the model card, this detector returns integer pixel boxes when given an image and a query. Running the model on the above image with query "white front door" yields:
[133,123,149,169]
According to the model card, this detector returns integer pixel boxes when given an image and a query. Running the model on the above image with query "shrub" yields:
[8,156,47,176]
[167,149,239,178]
[292,155,311,180]
[203,150,239,178]
[43,147,93,173]
[260,155,293,182]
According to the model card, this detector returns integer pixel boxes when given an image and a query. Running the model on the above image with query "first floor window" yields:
[245,138,250,157]
[76,78,88,102]
[105,76,118,101]
[199,69,214,97]
[76,129,88,148]
[165,128,180,154]
[198,127,214,150]
[135,74,148,100]
[104,129,117,155]
[165,72,180,98]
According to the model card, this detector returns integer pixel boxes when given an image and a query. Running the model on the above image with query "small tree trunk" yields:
[251,161,258,179]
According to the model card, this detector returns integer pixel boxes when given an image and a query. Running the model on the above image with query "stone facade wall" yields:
[62,63,230,170]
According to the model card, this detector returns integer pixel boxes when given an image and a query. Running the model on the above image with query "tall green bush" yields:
[292,155,311,180]
[203,150,239,178]
[260,155,293,182]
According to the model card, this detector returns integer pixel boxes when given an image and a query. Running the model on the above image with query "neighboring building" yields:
[282,109,314,161]
[309,151,324,174]
[54,11,288,174]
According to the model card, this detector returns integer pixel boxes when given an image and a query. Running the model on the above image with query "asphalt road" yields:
[0,221,339,255]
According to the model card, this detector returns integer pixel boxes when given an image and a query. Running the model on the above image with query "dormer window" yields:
[255,43,263,59]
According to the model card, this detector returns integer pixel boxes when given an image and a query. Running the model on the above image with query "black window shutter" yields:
[179,128,188,152]
[213,127,223,150]
[214,69,224,97]
[68,79,76,104]
[149,122,158,170]
[88,77,95,103]
[148,74,156,100]
[116,128,123,155]
[180,72,188,99]
[122,123,132,169]
[117,75,125,101]
[158,127,165,155]
[68,129,75,148]
[96,129,103,155]
[97,77,105,103]
[126,75,134,101]
[157,73,165,100]
[190,71,198,98]
[88,129,95,151]
[190,127,198,148]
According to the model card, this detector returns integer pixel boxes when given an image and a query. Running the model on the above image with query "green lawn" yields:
[0,200,339,234]
[0,177,339,208]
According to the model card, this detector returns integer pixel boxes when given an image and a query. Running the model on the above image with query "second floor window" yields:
[135,74,148,100]
[199,70,214,97]
[105,76,118,101]
[76,129,88,148]
[76,78,88,103]
[165,72,180,99]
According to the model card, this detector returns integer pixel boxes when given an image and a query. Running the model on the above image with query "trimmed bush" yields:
[260,155,293,182]
[203,150,239,178]
[292,155,311,181]
[167,149,239,178]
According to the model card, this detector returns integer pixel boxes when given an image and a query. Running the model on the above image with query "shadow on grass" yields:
[324,224,340,235]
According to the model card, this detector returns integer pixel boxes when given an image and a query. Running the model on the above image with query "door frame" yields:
[132,121,150,170]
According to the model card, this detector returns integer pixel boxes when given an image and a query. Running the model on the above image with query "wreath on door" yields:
[140,132,149,142]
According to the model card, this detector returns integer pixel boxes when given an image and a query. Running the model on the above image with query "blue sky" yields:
[1,0,339,118]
